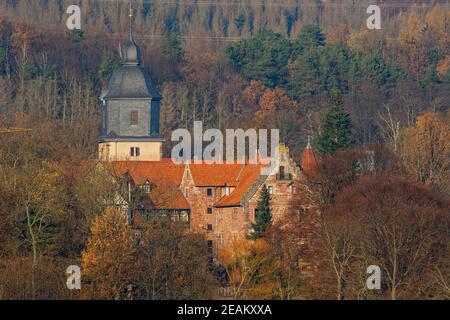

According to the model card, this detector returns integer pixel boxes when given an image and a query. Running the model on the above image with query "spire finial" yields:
[307,136,311,149]
[128,0,134,37]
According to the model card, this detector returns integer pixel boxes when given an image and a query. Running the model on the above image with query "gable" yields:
[215,164,267,207]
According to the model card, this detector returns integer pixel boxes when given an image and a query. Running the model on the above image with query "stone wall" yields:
[106,100,151,136]
[179,148,301,258]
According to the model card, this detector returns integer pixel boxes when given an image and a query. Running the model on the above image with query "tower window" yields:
[130,147,140,157]
[207,207,213,214]
[207,188,213,197]
[207,224,213,231]
[130,110,139,125]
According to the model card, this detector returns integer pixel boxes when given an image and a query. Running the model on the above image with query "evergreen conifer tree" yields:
[98,52,120,83]
[160,32,185,63]
[250,184,272,239]
[313,91,355,155]
[296,25,326,51]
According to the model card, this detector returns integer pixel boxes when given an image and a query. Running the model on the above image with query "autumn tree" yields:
[75,163,122,232]
[295,145,410,299]
[220,238,278,299]
[264,215,309,299]
[399,112,449,194]
[81,208,136,299]
[318,204,362,300]
[254,86,301,148]
[334,175,449,300]
[0,117,92,299]
[0,165,65,299]
[398,12,432,80]
[135,218,214,300]
[298,147,364,215]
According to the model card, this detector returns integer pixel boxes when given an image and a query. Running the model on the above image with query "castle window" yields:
[207,224,213,231]
[130,147,140,157]
[207,207,213,214]
[207,188,213,197]
[130,110,139,125]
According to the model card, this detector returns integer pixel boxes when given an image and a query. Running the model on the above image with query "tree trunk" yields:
[26,205,37,299]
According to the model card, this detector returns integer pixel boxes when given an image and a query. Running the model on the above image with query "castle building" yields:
[96,30,317,260]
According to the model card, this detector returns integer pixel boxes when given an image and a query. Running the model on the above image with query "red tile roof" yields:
[187,162,269,206]
[98,159,267,210]
[188,163,245,186]
[103,160,189,210]
[214,163,266,207]
[106,160,185,184]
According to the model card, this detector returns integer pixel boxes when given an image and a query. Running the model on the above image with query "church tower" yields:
[98,3,163,161]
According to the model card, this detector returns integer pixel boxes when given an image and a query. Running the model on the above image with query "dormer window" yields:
[130,147,140,157]
[130,110,139,125]
[141,182,151,193]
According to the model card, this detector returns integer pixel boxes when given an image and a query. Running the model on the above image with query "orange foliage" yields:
[400,112,450,188]
[81,208,136,299]
[436,56,450,78]
[219,238,277,299]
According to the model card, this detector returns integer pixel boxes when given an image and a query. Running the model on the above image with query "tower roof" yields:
[100,2,161,100]
[101,35,161,100]
[301,138,319,177]
[122,35,141,66]
[102,64,161,100]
